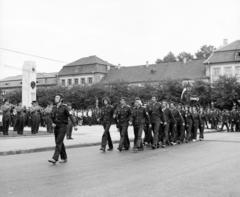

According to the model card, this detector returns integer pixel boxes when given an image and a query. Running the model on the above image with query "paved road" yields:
[1,132,240,197]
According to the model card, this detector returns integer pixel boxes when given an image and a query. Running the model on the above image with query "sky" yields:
[0,0,240,80]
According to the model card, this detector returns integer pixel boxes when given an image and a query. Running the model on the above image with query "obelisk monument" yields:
[22,61,37,107]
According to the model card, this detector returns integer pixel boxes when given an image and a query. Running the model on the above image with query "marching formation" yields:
[1,94,240,163]
[98,96,240,152]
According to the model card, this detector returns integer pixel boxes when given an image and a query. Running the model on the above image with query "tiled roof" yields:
[101,59,207,84]
[0,72,58,82]
[58,55,115,76]
[64,55,113,67]
[216,40,240,52]
[204,40,240,64]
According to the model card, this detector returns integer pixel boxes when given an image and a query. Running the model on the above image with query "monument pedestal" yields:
[22,61,36,108]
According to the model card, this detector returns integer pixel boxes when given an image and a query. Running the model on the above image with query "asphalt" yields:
[0,126,216,156]
[1,132,240,197]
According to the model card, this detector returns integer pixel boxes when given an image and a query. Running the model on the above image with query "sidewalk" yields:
[0,125,216,156]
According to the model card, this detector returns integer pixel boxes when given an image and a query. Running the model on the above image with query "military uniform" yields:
[220,110,230,132]
[1,103,12,135]
[147,101,164,149]
[192,109,199,140]
[44,106,53,133]
[172,108,185,143]
[15,105,25,135]
[199,110,205,139]
[51,103,75,161]
[114,104,131,151]
[185,108,193,142]
[99,104,114,151]
[161,106,174,146]
[30,105,41,134]
[131,105,149,150]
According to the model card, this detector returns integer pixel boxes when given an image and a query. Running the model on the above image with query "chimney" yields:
[145,61,149,67]
[223,39,228,47]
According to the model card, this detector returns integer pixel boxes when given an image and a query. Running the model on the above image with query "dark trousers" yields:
[221,122,229,132]
[143,123,153,145]
[151,121,160,147]
[31,114,40,134]
[169,122,177,142]
[15,114,25,135]
[53,124,67,161]
[101,122,113,149]
[176,122,185,142]
[2,115,10,135]
[162,123,170,145]
[118,124,130,149]
[192,121,199,140]
[186,121,193,141]
[133,124,144,148]
[199,123,204,139]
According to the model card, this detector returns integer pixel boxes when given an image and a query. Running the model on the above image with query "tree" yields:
[155,58,164,64]
[195,45,216,59]
[163,52,177,62]
[177,52,194,62]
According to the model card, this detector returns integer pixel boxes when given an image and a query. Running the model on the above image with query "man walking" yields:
[48,94,77,164]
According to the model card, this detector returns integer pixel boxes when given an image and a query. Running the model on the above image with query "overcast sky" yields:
[0,0,240,80]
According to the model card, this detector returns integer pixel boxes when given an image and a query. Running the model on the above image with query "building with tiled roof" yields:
[101,59,208,85]
[0,72,58,92]
[204,40,240,82]
[58,55,115,86]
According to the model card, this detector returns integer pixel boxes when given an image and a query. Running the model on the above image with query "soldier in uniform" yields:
[147,96,164,149]
[131,97,149,152]
[220,109,230,132]
[169,102,177,145]
[48,94,77,164]
[99,97,114,152]
[114,97,131,152]
[160,100,173,147]
[1,99,12,135]
[171,103,185,144]
[143,102,153,146]
[15,102,25,135]
[191,106,199,142]
[199,107,205,140]
[30,101,41,134]
[184,105,193,143]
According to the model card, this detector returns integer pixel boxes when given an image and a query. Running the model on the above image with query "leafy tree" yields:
[177,52,194,62]
[163,52,177,62]
[195,45,216,59]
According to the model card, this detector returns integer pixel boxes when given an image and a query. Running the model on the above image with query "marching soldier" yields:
[160,100,173,147]
[1,99,12,135]
[191,106,199,142]
[131,97,149,152]
[30,101,41,134]
[99,97,114,152]
[147,96,164,149]
[114,97,131,152]
[184,105,193,142]
[48,94,77,164]
[199,107,205,140]
[220,109,230,132]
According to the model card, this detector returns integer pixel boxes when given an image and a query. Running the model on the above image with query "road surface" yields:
[1,132,240,197]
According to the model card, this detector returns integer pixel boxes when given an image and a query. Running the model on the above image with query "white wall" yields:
[210,62,240,83]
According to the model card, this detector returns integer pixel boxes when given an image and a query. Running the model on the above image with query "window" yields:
[88,77,93,84]
[212,67,221,81]
[235,66,240,77]
[68,79,72,86]
[235,51,240,60]
[224,67,232,77]
[74,78,79,85]
[61,79,65,86]
[81,78,85,84]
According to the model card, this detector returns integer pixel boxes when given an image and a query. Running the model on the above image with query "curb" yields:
[0,130,218,156]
